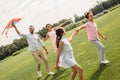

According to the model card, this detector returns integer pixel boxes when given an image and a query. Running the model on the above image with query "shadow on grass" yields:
[89,64,109,80]
[36,75,50,80]
[37,77,41,80]
[43,75,51,80]
[50,69,68,80]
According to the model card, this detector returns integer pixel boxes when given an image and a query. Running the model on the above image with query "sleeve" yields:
[18,34,27,38]
[37,34,45,47]
[38,38,45,47]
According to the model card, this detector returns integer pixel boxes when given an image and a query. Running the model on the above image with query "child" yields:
[69,11,109,64]
[55,28,83,80]
[42,19,71,53]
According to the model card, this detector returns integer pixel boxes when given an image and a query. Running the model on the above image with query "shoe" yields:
[48,72,54,75]
[37,71,42,78]
[100,60,109,64]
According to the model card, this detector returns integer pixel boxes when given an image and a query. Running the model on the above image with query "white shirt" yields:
[19,33,44,51]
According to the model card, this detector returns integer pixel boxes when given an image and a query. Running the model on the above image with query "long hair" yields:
[56,28,64,48]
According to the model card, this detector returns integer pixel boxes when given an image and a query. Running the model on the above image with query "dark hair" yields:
[29,25,34,28]
[56,28,64,48]
[84,11,92,19]
[45,23,52,29]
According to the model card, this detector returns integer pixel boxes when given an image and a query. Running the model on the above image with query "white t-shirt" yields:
[19,33,44,51]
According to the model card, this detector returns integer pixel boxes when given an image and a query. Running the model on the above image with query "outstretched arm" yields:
[54,41,64,70]
[42,34,49,41]
[58,18,71,27]
[12,22,27,38]
[53,18,71,31]
[12,22,20,34]
[98,31,107,40]
[69,26,85,42]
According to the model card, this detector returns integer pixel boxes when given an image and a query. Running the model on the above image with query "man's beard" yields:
[30,31,34,34]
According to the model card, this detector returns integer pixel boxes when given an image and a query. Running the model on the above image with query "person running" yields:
[43,19,71,53]
[13,23,54,78]
[69,11,109,64]
[55,28,83,80]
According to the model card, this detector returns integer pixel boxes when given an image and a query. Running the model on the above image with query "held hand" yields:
[75,29,79,33]
[69,30,79,42]
[69,36,73,42]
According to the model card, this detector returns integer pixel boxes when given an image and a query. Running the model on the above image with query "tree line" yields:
[0,0,120,60]
[74,0,120,22]
[0,38,28,60]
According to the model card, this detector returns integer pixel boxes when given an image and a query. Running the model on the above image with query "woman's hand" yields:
[54,63,59,70]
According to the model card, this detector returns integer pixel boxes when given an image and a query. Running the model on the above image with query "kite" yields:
[1,18,22,38]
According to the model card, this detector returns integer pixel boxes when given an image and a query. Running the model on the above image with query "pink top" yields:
[48,29,57,52]
[84,21,99,41]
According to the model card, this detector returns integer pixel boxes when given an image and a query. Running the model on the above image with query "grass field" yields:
[0,6,120,80]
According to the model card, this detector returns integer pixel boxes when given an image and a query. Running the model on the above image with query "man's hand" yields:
[12,22,16,28]
[45,48,48,54]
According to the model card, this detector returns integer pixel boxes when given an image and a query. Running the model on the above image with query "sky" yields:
[0,0,104,46]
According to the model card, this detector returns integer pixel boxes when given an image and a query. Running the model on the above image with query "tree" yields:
[74,14,81,22]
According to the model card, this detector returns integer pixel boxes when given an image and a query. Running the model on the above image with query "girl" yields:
[55,28,83,80]
[69,11,109,64]
[43,19,71,53]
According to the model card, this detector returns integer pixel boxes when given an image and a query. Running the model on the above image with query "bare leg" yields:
[72,64,83,80]
[71,67,77,80]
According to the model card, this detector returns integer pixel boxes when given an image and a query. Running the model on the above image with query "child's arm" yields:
[42,34,49,41]
[38,34,44,40]
[58,18,71,27]
[98,31,107,40]
[53,18,71,31]
[55,41,64,70]
[69,26,85,42]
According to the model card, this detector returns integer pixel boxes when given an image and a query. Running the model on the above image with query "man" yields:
[13,23,54,78]
[69,11,109,64]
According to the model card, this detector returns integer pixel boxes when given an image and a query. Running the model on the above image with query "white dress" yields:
[59,36,77,69]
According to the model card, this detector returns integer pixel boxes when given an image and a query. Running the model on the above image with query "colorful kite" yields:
[1,18,22,38]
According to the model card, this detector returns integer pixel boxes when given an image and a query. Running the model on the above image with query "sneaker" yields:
[48,72,54,75]
[37,71,42,78]
[100,60,109,64]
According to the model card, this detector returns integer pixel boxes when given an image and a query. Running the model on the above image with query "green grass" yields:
[0,7,120,80]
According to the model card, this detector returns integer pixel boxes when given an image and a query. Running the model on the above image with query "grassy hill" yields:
[0,7,120,80]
